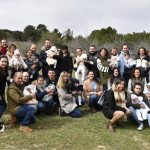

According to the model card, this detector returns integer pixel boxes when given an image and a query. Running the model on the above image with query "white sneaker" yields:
[0,122,5,132]
[10,79,13,82]
[138,123,144,131]
[30,75,33,79]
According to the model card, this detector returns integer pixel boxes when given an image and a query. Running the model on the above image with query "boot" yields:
[107,120,115,132]
[10,114,16,127]
[90,106,97,113]
[55,105,60,112]
[19,126,33,133]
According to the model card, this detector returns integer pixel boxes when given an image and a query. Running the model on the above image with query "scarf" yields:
[7,51,14,58]
[65,83,71,94]
[35,81,47,92]
[1,46,7,55]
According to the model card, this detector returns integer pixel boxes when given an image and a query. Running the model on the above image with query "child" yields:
[76,52,93,81]
[124,53,135,69]
[71,78,83,105]
[23,85,38,106]
[9,49,28,82]
[43,84,55,101]
[144,82,150,100]
[45,46,59,68]
[107,56,119,68]
[131,94,150,121]
[27,56,42,79]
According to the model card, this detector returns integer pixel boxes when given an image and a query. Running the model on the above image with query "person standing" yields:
[0,39,8,55]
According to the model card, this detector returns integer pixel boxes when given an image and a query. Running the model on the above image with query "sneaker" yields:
[30,75,33,79]
[59,107,63,117]
[45,111,52,116]
[138,123,144,131]
[0,122,5,132]
[19,126,33,133]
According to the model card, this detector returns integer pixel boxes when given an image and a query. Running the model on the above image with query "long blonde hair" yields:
[56,71,71,89]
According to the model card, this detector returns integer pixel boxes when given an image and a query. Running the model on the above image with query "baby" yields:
[23,85,38,106]
[9,49,28,82]
[131,94,150,121]
[144,82,150,100]
[71,78,83,105]
[45,46,59,68]
[76,52,93,81]
[43,84,55,101]
[107,56,119,68]
[124,53,135,69]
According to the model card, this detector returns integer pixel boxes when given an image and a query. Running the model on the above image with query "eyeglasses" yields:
[23,76,29,78]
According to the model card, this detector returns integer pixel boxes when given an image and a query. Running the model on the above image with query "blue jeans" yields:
[15,104,37,126]
[128,106,150,126]
[37,99,54,112]
[68,107,81,118]
[123,73,131,89]
[28,69,36,76]
[0,101,7,118]
[89,94,103,108]
[103,85,107,91]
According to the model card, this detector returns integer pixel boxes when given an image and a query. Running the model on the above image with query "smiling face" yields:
[88,71,94,80]
[14,73,23,85]
[113,69,119,77]
[45,40,51,49]
[1,40,7,47]
[139,48,145,56]
[134,85,142,95]
[117,81,125,91]
[62,49,67,54]
[0,58,7,68]
[37,78,44,85]
[10,46,16,54]
[76,49,82,56]
[134,69,140,78]
[30,45,37,54]
[122,45,129,53]
[89,46,96,54]
[100,49,106,57]
[27,50,32,58]
[48,70,56,79]
[63,74,68,82]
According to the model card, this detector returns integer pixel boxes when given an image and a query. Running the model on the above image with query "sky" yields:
[0,0,150,37]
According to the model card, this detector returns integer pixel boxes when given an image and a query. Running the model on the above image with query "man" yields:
[23,72,30,86]
[127,82,150,131]
[111,47,124,76]
[39,39,61,79]
[0,39,8,55]
[24,44,40,59]
[7,72,37,133]
[46,69,60,111]
[87,45,100,82]
[120,44,134,59]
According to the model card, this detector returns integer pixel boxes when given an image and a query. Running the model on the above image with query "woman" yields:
[107,68,121,90]
[83,70,103,113]
[0,55,8,131]
[56,71,85,118]
[6,44,16,85]
[58,45,73,77]
[127,68,147,94]
[97,48,110,91]
[35,75,54,115]
[103,77,131,132]
[135,47,150,77]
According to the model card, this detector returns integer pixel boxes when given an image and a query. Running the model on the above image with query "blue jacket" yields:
[71,78,83,91]
[36,88,47,101]
[118,55,124,76]
[39,47,62,79]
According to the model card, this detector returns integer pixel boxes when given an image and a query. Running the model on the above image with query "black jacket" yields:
[87,51,100,78]
[58,51,73,74]
[103,90,126,115]
[0,69,8,105]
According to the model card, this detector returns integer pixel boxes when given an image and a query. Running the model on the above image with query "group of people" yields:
[0,38,150,133]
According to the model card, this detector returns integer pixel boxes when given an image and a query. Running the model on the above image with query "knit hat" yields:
[14,49,20,56]
[31,55,37,61]
[50,46,57,52]
[146,82,150,86]
[61,45,68,50]
[81,53,87,60]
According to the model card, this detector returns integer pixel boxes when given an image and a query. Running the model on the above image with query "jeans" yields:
[128,106,150,126]
[0,101,7,118]
[95,77,101,83]
[68,107,81,118]
[123,73,131,89]
[28,69,36,76]
[15,104,37,126]
[89,94,103,108]
[103,85,107,91]
[37,99,54,112]
[11,68,21,78]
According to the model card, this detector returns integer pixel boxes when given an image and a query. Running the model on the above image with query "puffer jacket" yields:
[9,56,27,69]
[120,50,135,60]
[87,51,100,78]
[135,55,150,77]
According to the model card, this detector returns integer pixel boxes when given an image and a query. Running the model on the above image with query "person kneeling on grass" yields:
[7,72,37,133]
[56,71,85,117]
[103,77,131,132]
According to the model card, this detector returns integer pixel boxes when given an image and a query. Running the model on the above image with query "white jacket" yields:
[124,58,135,66]
[9,56,27,69]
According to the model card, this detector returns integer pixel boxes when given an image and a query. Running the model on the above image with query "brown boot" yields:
[10,114,16,127]
[90,106,97,113]
[107,120,115,132]
[19,126,33,133]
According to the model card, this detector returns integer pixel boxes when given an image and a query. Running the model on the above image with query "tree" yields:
[62,29,73,43]
[37,24,48,34]
[53,28,62,38]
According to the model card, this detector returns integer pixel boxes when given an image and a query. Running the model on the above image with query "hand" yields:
[46,87,51,93]
[146,93,150,98]
[141,104,145,109]
[125,110,131,116]
[23,57,26,60]
[49,92,54,96]
[145,68,147,70]
[72,91,78,95]
[68,73,71,77]
[25,68,28,70]
[111,66,114,70]
[48,54,53,58]
[31,65,36,70]
[31,93,36,99]
[79,70,82,73]
[0,95,2,101]
[78,90,81,95]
